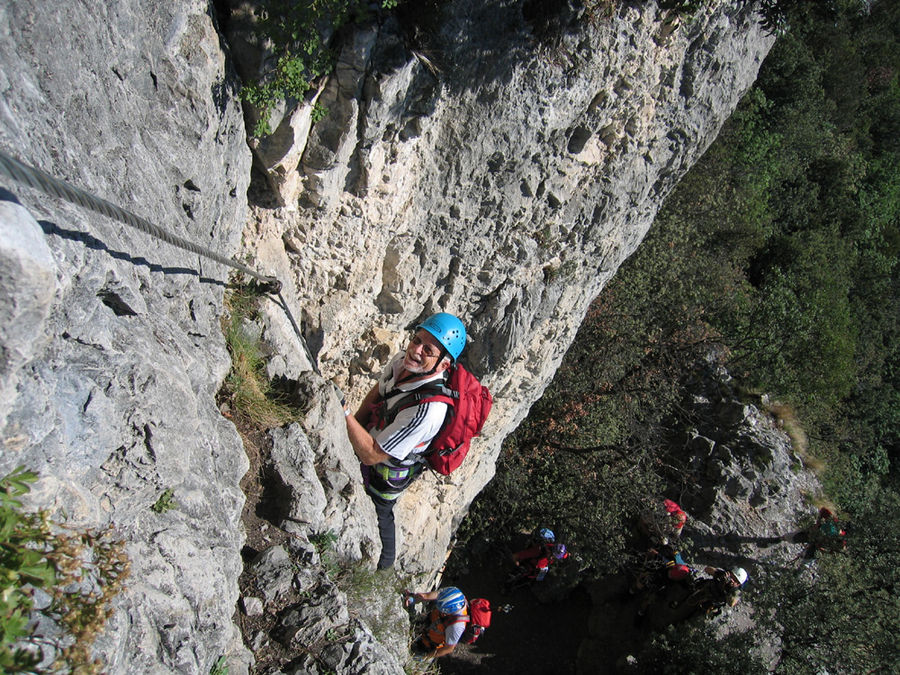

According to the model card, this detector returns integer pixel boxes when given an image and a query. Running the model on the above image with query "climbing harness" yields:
[0,151,281,292]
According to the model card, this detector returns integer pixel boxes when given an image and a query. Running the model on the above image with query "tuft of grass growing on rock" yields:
[209,654,228,675]
[221,282,300,430]
[766,401,826,475]
[338,563,392,603]
[336,564,413,654]
[310,530,341,577]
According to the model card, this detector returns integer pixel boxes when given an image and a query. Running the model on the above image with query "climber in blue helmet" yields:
[405,586,470,660]
[341,312,467,569]
[509,528,569,584]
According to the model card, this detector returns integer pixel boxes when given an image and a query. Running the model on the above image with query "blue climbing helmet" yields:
[435,586,467,615]
[538,528,555,544]
[417,313,466,362]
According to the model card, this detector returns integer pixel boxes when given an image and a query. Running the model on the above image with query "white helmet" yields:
[731,567,748,585]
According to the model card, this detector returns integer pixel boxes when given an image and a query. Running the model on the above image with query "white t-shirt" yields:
[371,353,449,465]
[443,618,466,646]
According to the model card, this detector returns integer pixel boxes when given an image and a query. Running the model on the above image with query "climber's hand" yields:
[331,381,347,409]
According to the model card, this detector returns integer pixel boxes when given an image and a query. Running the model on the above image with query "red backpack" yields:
[380,364,492,475]
[461,598,492,644]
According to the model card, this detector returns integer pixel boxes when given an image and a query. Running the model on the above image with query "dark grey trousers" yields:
[370,492,397,569]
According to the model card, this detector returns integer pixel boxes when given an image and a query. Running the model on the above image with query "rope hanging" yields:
[0,151,281,294]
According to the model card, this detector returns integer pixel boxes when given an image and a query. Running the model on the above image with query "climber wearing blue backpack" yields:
[341,313,491,570]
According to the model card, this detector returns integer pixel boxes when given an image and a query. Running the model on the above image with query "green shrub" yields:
[151,488,178,514]
[0,467,130,673]
[242,0,402,136]
[310,530,339,553]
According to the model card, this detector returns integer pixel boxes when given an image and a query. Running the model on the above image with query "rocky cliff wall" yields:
[0,0,773,672]
[0,2,254,672]
[237,0,775,576]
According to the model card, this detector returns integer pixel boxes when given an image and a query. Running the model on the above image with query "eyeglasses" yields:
[410,333,443,359]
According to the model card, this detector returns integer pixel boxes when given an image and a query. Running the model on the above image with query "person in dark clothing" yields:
[804,507,848,558]
[671,566,747,615]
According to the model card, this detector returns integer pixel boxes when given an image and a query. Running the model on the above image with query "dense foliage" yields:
[458,0,899,670]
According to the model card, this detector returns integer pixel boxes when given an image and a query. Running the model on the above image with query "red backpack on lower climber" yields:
[461,598,492,644]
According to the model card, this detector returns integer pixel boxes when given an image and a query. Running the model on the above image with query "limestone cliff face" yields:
[1,2,253,672]
[239,0,775,577]
[0,0,773,672]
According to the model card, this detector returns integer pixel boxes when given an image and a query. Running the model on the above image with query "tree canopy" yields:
[457,0,900,670]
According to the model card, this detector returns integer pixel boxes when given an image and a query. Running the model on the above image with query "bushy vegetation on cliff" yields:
[239,0,399,136]
[458,0,899,670]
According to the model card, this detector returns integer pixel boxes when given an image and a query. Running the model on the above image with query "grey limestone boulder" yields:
[270,424,329,531]
[268,373,381,562]
[680,366,820,568]
[0,198,57,431]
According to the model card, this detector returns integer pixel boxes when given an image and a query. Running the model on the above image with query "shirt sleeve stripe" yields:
[380,401,432,454]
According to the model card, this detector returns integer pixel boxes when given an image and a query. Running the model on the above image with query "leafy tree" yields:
[753,490,900,672]
[641,622,767,674]
[461,415,662,573]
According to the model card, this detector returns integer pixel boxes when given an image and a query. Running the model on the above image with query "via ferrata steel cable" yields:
[0,150,281,293]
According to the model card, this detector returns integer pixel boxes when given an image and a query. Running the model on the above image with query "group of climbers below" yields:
[628,499,849,625]
[628,500,751,621]
[403,528,570,662]
[398,504,848,662]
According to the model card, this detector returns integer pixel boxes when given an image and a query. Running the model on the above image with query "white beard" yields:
[403,354,430,373]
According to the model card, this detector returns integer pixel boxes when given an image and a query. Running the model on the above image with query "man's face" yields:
[403,330,446,374]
